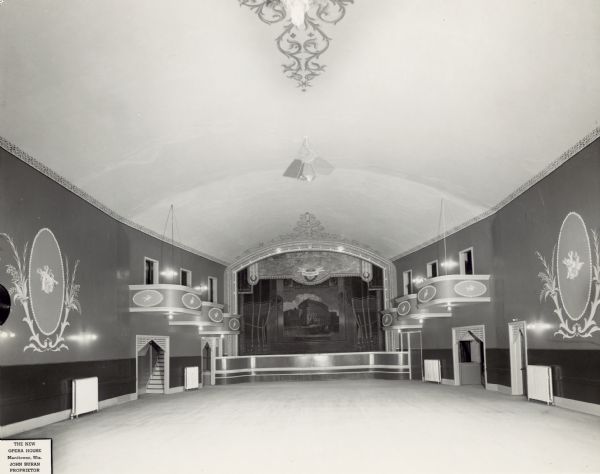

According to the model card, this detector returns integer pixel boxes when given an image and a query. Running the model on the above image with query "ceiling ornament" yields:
[236,212,377,259]
[239,0,354,90]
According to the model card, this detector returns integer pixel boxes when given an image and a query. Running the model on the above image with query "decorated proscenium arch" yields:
[1,229,82,352]
[536,212,600,339]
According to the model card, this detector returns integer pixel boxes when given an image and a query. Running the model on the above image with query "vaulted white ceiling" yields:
[1,0,599,264]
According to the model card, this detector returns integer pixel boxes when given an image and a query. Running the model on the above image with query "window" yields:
[207,276,218,303]
[426,260,438,279]
[459,248,474,275]
[144,258,159,284]
[402,270,413,296]
[180,268,192,287]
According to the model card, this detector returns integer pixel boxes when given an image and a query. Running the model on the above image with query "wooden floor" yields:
[18,380,600,473]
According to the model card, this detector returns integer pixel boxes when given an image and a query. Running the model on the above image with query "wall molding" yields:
[0,392,137,438]
[391,126,600,261]
[3,126,598,266]
[0,135,229,266]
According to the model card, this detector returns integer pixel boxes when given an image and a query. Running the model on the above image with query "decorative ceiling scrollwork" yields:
[237,212,377,260]
[239,0,354,90]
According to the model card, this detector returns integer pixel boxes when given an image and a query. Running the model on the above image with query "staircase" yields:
[146,351,165,394]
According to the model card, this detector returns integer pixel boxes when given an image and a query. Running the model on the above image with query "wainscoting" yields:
[528,349,600,405]
[0,359,136,426]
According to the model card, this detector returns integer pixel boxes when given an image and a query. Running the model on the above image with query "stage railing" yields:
[214,351,411,384]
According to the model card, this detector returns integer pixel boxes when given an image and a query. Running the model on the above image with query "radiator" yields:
[423,359,442,383]
[527,365,553,404]
[71,377,98,418]
[184,366,200,390]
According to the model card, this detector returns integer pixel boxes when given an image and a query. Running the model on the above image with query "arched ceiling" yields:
[1,0,599,264]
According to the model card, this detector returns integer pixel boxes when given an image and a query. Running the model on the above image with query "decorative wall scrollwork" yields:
[1,230,81,352]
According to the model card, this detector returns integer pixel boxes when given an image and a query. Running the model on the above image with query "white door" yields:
[509,322,527,395]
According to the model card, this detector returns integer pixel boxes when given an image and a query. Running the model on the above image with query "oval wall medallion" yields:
[382,313,393,327]
[397,300,411,316]
[229,318,241,331]
[28,228,65,336]
[418,285,436,304]
[133,289,164,307]
[454,280,487,298]
[557,212,592,321]
[208,307,224,323]
[182,293,202,310]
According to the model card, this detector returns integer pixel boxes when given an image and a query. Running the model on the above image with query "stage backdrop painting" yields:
[240,277,382,355]
[282,286,342,341]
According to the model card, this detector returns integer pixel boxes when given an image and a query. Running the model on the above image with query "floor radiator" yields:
[71,377,98,418]
[423,359,442,383]
[184,366,200,390]
[527,365,553,405]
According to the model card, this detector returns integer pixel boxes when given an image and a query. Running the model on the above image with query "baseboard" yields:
[441,378,455,385]
[486,383,512,395]
[554,396,600,417]
[0,409,72,438]
[0,392,137,438]
[98,392,137,409]
[166,386,184,394]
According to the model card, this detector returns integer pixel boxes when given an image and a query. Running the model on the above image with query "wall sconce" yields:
[0,331,16,339]
[336,246,345,252]
[412,276,425,285]
[67,333,98,342]
[160,268,178,279]
[440,260,458,269]
[194,285,208,292]
[527,322,553,331]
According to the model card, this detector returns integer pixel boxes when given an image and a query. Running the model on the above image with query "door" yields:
[452,325,486,387]
[509,321,527,395]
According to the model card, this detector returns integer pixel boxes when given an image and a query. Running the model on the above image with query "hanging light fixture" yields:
[283,137,334,182]
[439,199,458,273]
[160,205,180,280]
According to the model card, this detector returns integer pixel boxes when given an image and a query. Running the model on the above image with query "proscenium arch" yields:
[224,240,398,314]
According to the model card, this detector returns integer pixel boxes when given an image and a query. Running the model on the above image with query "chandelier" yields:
[239,0,354,90]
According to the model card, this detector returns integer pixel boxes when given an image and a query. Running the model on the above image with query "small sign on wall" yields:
[0,439,52,473]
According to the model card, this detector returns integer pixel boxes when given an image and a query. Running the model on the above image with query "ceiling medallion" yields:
[239,0,354,90]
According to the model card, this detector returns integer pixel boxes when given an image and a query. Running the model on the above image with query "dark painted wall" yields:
[0,147,226,425]
[394,137,600,404]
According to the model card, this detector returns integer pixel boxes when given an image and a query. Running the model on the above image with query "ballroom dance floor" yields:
[18,380,600,473]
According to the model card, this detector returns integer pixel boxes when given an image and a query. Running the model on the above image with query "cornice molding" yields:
[0,136,230,266]
[391,126,600,261]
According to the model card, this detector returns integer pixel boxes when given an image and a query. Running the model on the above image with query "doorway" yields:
[452,325,486,387]
[136,335,170,395]
[201,338,216,386]
[401,330,423,380]
[508,321,528,396]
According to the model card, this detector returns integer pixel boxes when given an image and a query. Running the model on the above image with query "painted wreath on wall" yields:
[536,212,599,339]
[1,230,81,352]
